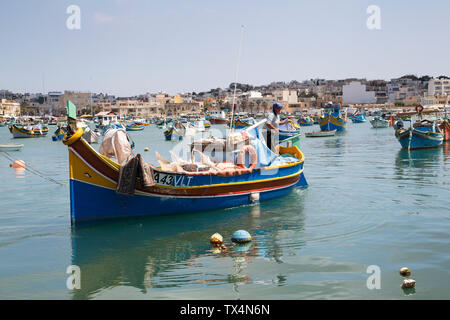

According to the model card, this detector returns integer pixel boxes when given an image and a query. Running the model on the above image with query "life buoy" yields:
[237,145,258,169]
[415,105,424,113]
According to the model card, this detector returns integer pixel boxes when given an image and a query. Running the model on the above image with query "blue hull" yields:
[396,129,443,149]
[70,174,307,223]
[319,121,346,132]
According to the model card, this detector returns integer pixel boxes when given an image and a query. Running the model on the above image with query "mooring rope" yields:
[0,151,66,186]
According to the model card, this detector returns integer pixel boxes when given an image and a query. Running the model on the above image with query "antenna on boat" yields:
[228,25,245,136]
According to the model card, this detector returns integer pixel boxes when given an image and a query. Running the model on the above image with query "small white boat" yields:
[0,144,24,152]
[370,116,389,128]
[305,130,336,138]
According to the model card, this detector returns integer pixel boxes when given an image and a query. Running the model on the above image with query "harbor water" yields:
[0,122,449,299]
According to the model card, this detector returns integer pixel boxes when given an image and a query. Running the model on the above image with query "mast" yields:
[228,25,244,136]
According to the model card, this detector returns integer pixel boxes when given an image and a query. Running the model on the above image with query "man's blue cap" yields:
[272,103,284,109]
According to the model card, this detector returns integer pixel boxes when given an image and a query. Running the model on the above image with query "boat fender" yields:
[10,160,26,169]
[400,267,411,277]
[236,145,258,169]
[231,230,252,244]
[401,279,416,289]
[210,233,223,245]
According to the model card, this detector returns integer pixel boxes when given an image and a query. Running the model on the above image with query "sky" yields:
[0,0,449,96]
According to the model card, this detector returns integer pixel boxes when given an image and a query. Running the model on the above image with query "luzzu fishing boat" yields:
[62,119,307,224]
[232,118,255,129]
[52,126,68,141]
[164,122,185,141]
[297,116,314,126]
[394,119,443,150]
[319,103,347,132]
[126,124,145,131]
[10,124,49,138]
[279,120,301,141]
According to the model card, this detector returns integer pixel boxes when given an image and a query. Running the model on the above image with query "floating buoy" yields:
[231,230,252,244]
[401,279,416,289]
[10,160,26,169]
[400,267,411,277]
[144,147,149,152]
[210,233,223,245]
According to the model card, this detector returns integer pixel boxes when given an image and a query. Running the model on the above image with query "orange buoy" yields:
[10,160,26,169]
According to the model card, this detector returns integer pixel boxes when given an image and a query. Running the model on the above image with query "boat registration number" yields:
[153,172,193,187]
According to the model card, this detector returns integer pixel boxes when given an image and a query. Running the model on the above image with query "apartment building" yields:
[428,77,450,96]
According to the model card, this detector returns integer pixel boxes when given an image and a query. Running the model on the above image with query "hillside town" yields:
[1,75,449,119]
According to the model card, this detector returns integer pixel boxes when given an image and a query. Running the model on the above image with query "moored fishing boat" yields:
[164,121,185,141]
[232,118,255,129]
[126,124,145,131]
[207,111,229,124]
[351,114,367,123]
[278,120,301,141]
[297,116,314,127]
[394,119,443,150]
[370,116,389,128]
[62,113,308,224]
[10,124,49,138]
[0,144,24,152]
[439,119,450,141]
[319,103,347,132]
[52,126,67,141]
[305,130,336,138]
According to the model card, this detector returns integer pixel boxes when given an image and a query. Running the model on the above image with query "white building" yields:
[428,77,450,96]
[342,81,376,104]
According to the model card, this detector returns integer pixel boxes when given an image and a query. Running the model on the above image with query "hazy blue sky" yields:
[1,0,449,96]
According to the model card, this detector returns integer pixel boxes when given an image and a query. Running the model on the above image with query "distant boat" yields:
[279,120,301,141]
[394,119,443,150]
[164,121,185,141]
[208,111,229,124]
[232,118,255,129]
[52,126,68,141]
[297,117,314,126]
[319,103,347,132]
[439,119,450,141]
[351,114,367,123]
[370,116,389,128]
[10,124,49,138]
[126,124,145,131]
[0,144,24,152]
[305,130,336,138]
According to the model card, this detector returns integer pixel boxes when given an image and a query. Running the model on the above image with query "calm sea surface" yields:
[0,121,449,299]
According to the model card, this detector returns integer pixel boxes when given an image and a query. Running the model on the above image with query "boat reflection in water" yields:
[69,199,306,300]
[395,148,443,170]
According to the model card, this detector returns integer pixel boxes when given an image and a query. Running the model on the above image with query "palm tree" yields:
[249,102,255,115]
[262,101,268,115]
[255,100,262,113]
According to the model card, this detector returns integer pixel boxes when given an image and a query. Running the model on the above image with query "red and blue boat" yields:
[62,118,307,224]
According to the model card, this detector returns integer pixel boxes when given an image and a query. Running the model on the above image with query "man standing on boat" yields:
[264,102,288,152]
